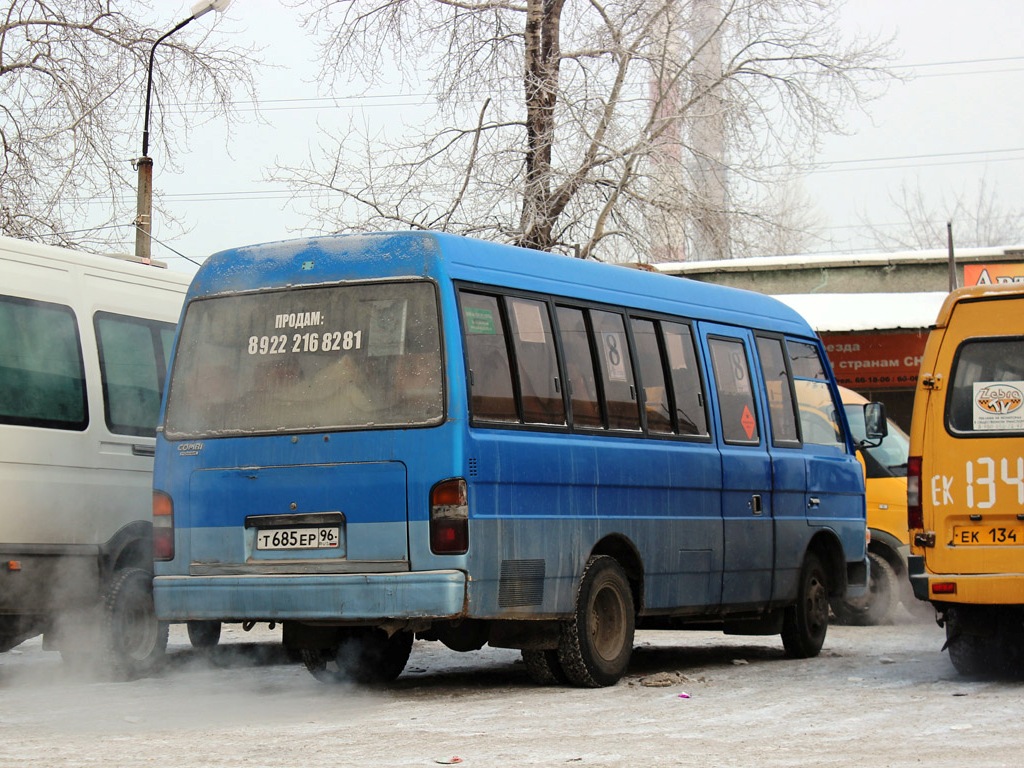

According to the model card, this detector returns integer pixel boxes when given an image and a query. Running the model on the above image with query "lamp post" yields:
[134,0,232,264]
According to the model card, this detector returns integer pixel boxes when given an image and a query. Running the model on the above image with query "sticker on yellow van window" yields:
[973,381,1024,431]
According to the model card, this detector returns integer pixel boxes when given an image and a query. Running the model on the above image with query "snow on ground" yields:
[1,609,1019,767]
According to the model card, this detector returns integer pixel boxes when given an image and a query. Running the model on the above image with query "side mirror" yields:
[861,402,888,448]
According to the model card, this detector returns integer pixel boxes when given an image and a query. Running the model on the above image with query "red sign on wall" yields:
[963,263,1024,287]
[819,330,928,390]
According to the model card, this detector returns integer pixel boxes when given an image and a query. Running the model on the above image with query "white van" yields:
[0,237,190,675]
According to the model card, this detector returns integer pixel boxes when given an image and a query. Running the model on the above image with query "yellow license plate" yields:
[953,526,1024,545]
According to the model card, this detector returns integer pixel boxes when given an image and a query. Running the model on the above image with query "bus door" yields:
[705,327,774,608]
[754,335,811,601]
[785,340,864,548]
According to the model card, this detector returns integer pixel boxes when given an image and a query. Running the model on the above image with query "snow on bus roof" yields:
[772,292,949,333]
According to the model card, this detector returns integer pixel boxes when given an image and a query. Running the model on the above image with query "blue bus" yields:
[152,231,873,687]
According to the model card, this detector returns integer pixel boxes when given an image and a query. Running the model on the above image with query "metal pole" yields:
[134,16,197,264]
[947,221,957,292]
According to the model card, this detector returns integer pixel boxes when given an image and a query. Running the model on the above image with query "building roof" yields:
[655,245,1024,276]
[773,292,949,333]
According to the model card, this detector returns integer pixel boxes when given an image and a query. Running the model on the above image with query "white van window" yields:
[95,312,175,437]
[0,295,87,430]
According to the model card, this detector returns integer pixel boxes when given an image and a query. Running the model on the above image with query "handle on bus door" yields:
[749,494,763,515]
[807,496,820,509]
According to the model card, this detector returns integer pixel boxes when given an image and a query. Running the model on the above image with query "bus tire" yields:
[830,552,897,626]
[522,649,568,685]
[301,628,412,684]
[557,555,635,688]
[944,606,1012,676]
[186,620,222,649]
[103,567,168,679]
[781,552,829,659]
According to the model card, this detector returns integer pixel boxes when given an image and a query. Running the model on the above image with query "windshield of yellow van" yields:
[164,281,443,438]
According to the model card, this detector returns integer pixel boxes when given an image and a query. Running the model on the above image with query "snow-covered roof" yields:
[655,245,1024,275]
[773,292,948,333]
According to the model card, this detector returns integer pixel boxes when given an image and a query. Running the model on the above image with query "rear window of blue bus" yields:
[164,281,443,438]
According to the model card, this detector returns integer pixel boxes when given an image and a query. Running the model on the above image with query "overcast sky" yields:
[144,0,1024,274]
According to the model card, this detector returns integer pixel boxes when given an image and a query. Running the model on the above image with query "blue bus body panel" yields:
[154,231,865,626]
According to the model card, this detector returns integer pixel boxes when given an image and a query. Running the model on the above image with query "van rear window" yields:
[948,337,1024,434]
[164,281,443,438]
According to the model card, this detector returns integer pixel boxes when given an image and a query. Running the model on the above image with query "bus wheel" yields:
[944,607,1009,676]
[103,567,169,679]
[186,620,222,649]
[782,552,829,659]
[830,552,897,626]
[301,628,412,684]
[522,649,568,685]
[557,555,635,688]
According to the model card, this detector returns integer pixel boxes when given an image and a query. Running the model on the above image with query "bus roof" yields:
[194,231,815,337]
[932,282,1024,329]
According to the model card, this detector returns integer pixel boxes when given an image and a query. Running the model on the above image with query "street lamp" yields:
[134,0,233,264]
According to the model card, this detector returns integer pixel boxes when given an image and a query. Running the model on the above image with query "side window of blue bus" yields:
[460,292,517,423]
[708,336,759,445]
[556,306,604,429]
[507,297,566,426]
[756,335,800,446]
[787,340,844,449]
[0,295,87,430]
[662,321,709,437]
[631,318,672,434]
[591,310,640,431]
[95,312,174,437]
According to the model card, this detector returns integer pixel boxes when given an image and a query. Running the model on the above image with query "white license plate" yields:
[255,526,340,551]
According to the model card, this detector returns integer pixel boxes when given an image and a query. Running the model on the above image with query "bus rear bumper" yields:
[153,570,468,622]
[908,555,1024,604]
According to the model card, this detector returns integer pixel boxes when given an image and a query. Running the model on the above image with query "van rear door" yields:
[923,293,1024,577]
[162,280,444,574]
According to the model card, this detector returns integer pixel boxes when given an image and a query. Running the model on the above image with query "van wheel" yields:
[557,555,635,687]
[103,567,169,679]
[782,552,829,658]
[944,606,1013,676]
[522,649,568,685]
[187,620,222,649]
[301,628,412,684]
[831,552,897,626]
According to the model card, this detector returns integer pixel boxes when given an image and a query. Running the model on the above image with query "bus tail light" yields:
[153,490,175,561]
[430,478,468,555]
[907,455,923,530]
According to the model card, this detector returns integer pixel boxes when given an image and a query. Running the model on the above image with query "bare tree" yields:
[279,0,892,261]
[866,176,1024,251]
[0,0,257,250]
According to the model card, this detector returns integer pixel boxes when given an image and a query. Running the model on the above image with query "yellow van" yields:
[908,283,1024,674]
[831,387,910,625]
